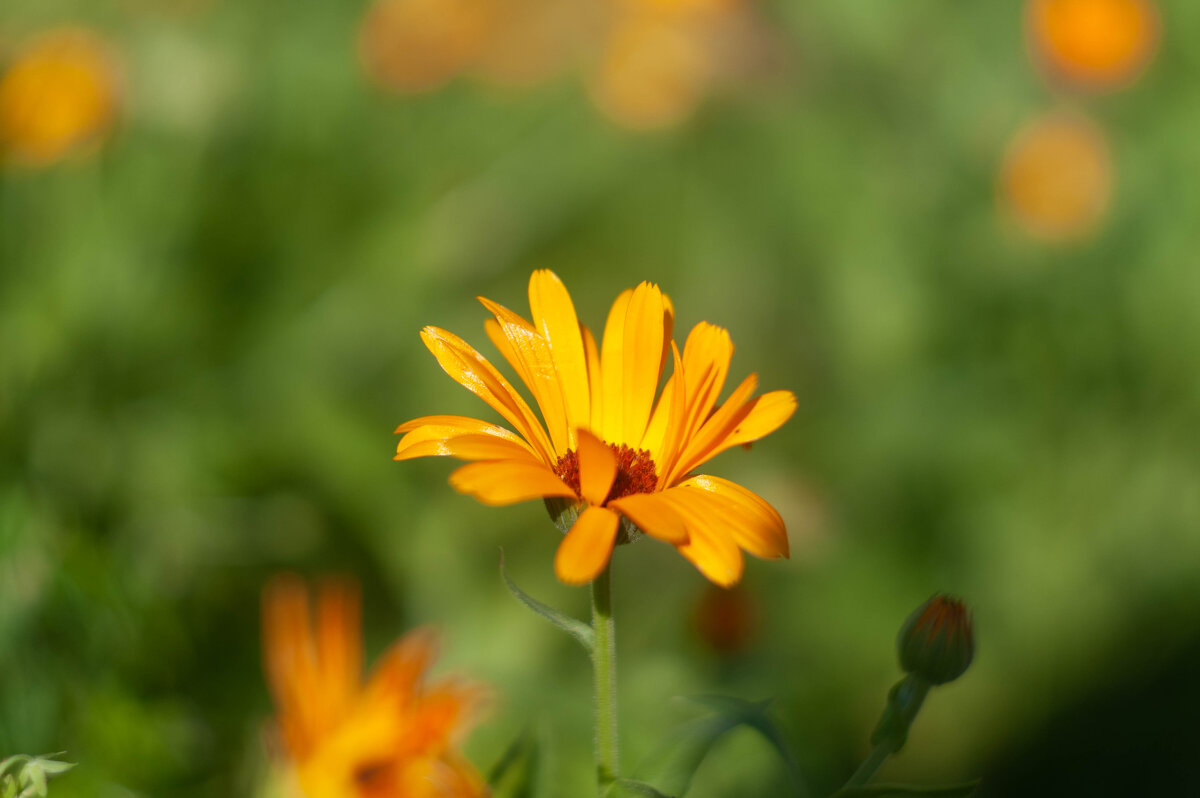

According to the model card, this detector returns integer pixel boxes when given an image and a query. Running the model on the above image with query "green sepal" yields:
[604,778,673,798]
[869,677,930,754]
[831,780,980,797]
[500,550,594,653]
[545,497,642,545]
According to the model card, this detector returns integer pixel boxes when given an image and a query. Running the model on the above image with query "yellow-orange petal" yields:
[678,475,789,559]
[582,324,604,433]
[528,270,591,438]
[668,372,758,484]
[420,326,555,462]
[679,322,734,441]
[647,342,689,486]
[703,389,796,461]
[600,288,634,442]
[365,626,439,709]
[396,433,543,463]
[622,281,669,447]
[480,299,570,455]
[554,505,620,585]
[315,578,362,725]
[395,415,538,461]
[263,575,323,757]
[449,460,576,506]
[576,428,618,506]
[608,491,688,544]
[395,414,527,440]
[658,490,744,586]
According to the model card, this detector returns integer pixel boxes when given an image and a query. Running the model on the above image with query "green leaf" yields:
[604,778,673,798]
[488,727,541,798]
[832,780,981,798]
[629,713,747,797]
[684,696,810,797]
[500,550,594,653]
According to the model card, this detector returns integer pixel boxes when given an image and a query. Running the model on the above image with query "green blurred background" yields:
[3,0,1199,795]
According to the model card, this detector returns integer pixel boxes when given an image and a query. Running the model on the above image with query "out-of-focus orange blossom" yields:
[1027,0,1160,90]
[355,0,765,129]
[263,576,489,798]
[472,0,598,88]
[590,14,712,131]
[998,111,1113,243]
[590,0,762,130]
[693,583,759,654]
[357,0,492,94]
[0,28,121,167]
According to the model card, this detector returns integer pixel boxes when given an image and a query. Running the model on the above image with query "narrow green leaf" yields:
[632,714,741,797]
[488,727,540,798]
[500,550,594,653]
[604,778,673,798]
[832,780,980,798]
[684,696,810,798]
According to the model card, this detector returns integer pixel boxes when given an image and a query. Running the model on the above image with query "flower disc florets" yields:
[554,442,658,504]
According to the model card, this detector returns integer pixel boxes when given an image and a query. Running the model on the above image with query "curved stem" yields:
[592,563,619,793]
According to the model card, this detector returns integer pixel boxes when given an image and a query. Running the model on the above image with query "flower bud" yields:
[897,594,975,685]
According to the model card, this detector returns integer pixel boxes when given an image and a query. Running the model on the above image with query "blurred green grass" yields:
[3,0,1200,796]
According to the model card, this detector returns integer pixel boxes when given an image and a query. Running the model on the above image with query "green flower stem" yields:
[843,742,891,789]
[845,676,931,789]
[592,562,619,793]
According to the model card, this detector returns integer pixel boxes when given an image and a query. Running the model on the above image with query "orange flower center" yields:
[554,442,658,503]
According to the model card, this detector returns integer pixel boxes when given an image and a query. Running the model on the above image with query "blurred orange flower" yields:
[263,576,488,798]
[1027,0,1159,90]
[357,0,492,94]
[591,0,761,129]
[998,110,1113,242]
[395,270,793,587]
[0,28,121,167]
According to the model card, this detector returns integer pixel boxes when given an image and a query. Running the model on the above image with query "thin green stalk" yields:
[843,743,890,789]
[591,562,619,793]
[844,677,931,789]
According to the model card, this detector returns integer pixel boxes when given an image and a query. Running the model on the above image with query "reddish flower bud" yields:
[897,594,975,685]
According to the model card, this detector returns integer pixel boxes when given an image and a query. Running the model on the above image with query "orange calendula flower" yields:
[998,110,1112,243]
[263,576,487,798]
[395,270,794,586]
[1027,0,1160,90]
[0,28,121,167]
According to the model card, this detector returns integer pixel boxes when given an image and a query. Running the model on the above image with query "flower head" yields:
[0,28,121,167]
[998,110,1112,243]
[897,594,975,686]
[396,270,795,586]
[1027,0,1159,91]
[262,575,487,798]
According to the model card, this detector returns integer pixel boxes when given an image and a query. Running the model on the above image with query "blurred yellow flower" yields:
[262,576,488,798]
[0,28,121,167]
[998,110,1113,243]
[396,270,794,586]
[1027,0,1159,90]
